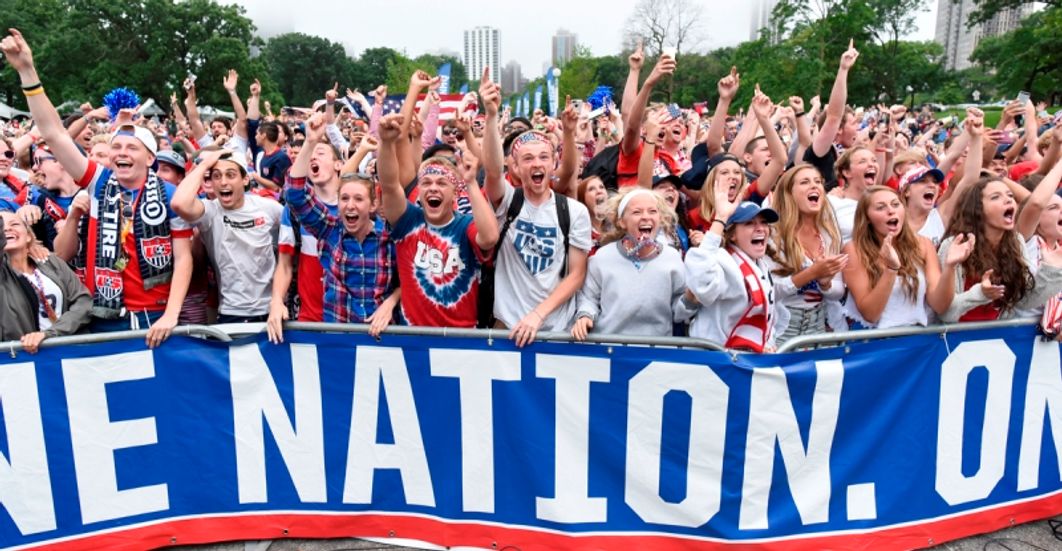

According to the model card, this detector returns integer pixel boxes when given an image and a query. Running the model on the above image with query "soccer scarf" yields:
[725,247,774,353]
[85,170,173,317]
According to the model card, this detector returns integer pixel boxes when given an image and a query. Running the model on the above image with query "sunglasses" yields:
[32,155,56,166]
[441,128,463,137]
[1,150,14,159]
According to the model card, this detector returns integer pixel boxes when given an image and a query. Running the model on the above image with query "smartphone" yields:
[881,113,891,127]
[1016,91,1030,127]
[571,99,584,111]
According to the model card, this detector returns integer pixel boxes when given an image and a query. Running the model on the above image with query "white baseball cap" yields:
[110,124,158,156]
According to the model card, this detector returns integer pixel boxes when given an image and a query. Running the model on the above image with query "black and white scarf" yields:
[86,170,173,317]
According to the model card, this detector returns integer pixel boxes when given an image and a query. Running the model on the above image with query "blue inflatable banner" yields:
[1,325,1061,550]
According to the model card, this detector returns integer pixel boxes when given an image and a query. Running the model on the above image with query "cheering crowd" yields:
[0,28,1061,354]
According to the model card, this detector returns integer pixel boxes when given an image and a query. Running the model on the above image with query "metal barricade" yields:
[0,324,232,357]
[774,317,1040,353]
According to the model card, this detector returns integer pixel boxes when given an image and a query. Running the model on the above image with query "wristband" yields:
[21,82,42,91]
[643,138,657,146]
[794,111,805,118]
[23,86,45,97]
[711,219,726,228]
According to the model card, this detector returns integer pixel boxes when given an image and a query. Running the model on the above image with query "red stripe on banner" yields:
[15,491,1062,551]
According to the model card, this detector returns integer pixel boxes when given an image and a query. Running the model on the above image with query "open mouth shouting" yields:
[424,194,445,209]
[1001,206,1016,227]
[885,216,901,233]
[309,160,321,180]
[863,167,877,187]
[806,189,822,209]
[638,221,655,239]
[114,159,134,171]
[922,188,937,205]
[529,170,547,187]
[342,210,361,230]
[749,232,768,252]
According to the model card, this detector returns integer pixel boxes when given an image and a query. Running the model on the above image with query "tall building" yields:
[749,0,779,41]
[501,61,523,95]
[463,26,500,83]
[934,0,1033,71]
[552,29,577,67]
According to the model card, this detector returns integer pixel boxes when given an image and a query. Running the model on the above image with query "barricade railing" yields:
[0,318,1043,357]
[0,324,232,357]
[773,317,1040,353]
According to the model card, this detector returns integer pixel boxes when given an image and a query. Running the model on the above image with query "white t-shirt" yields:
[21,269,63,331]
[192,194,283,316]
[828,195,858,244]
[917,208,946,248]
[493,184,593,331]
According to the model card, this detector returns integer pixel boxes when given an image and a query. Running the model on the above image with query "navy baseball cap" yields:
[726,201,779,228]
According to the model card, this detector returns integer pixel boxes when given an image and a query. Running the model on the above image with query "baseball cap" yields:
[110,125,158,156]
[726,201,779,228]
[155,150,186,173]
[898,166,944,190]
[652,174,683,189]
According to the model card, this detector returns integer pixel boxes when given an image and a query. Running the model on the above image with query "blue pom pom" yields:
[102,87,141,121]
[587,86,613,110]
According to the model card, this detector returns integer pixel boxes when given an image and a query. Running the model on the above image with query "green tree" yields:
[352,47,403,91]
[971,7,1062,104]
[261,32,356,106]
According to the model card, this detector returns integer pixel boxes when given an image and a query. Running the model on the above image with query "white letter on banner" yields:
[936,340,1014,505]
[625,361,727,527]
[536,354,610,523]
[1018,340,1062,491]
[430,348,521,514]
[344,346,434,506]
[738,361,843,530]
[0,362,56,534]
[63,351,168,524]
[231,343,325,503]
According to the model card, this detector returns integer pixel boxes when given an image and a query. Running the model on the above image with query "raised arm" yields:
[223,70,248,139]
[171,150,225,223]
[621,55,676,156]
[729,106,759,159]
[479,69,507,206]
[750,87,788,196]
[0,29,87,180]
[936,125,970,176]
[638,109,669,188]
[183,78,209,144]
[939,109,984,226]
[707,67,739,156]
[376,113,409,225]
[1017,157,1062,240]
[811,39,858,157]
[620,38,644,124]
[554,95,579,196]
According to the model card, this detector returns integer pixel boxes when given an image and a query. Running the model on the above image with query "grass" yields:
[936,106,1002,128]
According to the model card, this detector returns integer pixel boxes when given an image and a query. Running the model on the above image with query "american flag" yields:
[353,94,478,121]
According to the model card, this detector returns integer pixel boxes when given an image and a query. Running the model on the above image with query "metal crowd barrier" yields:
[0,318,1042,357]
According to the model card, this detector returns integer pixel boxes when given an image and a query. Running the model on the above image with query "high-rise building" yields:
[463,26,500,83]
[501,61,523,95]
[934,0,1033,71]
[552,29,577,67]
[749,0,779,41]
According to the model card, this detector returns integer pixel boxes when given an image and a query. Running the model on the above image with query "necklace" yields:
[619,234,662,269]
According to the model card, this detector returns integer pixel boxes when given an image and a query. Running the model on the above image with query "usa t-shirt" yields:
[391,202,489,327]
[78,161,193,311]
[278,202,337,322]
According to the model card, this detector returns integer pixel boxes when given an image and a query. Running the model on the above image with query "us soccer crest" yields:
[141,236,172,269]
[512,220,556,275]
[94,268,123,302]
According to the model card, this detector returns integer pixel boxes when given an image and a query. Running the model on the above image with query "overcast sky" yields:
[225,0,937,78]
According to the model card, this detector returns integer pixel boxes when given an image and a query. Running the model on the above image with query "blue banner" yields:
[522,92,529,118]
[534,84,543,113]
[546,67,559,118]
[459,83,468,95]
[437,63,451,94]
[2,326,1062,550]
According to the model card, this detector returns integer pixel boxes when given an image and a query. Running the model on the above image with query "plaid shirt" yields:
[284,176,396,323]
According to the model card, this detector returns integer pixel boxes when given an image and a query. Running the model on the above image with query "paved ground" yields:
[171,515,1062,550]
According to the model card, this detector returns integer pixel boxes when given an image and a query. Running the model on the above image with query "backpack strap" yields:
[555,190,571,276]
[492,188,525,264]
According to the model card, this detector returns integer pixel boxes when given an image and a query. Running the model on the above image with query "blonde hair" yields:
[698,158,748,224]
[768,164,841,276]
[599,187,677,246]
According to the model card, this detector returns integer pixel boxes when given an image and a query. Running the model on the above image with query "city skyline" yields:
[227,0,938,83]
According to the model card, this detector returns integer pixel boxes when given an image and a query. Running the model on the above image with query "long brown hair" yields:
[769,164,841,276]
[852,186,926,301]
[944,177,1033,312]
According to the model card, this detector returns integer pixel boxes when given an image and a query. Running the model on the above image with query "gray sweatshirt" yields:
[575,241,692,336]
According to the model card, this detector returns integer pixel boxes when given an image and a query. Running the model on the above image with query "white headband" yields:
[618,188,657,218]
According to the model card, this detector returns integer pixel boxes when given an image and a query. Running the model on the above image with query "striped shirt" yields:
[284,176,396,323]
